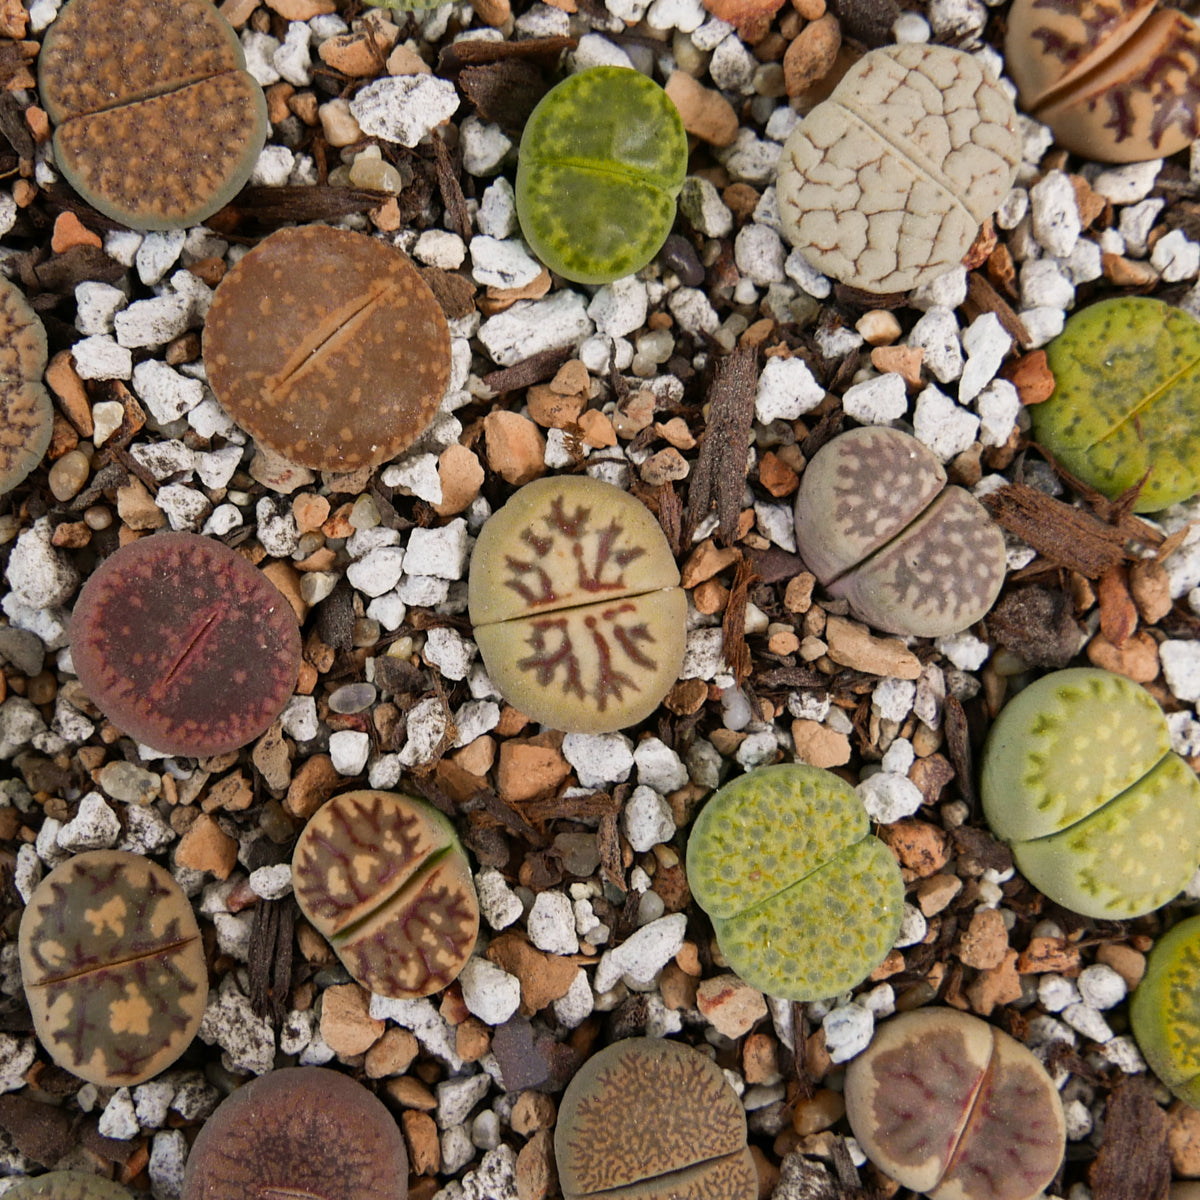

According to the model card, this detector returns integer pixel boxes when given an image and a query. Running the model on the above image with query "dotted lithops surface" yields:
[0,277,52,496]
[203,225,451,472]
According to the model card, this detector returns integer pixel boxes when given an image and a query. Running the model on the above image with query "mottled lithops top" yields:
[18,851,207,1087]
[69,532,301,758]
[7,1173,131,1199]
[0,278,52,497]
[38,0,267,230]
[777,44,1020,293]
[555,1038,757,1200]
[1006,0,1200,162]
[203,225,451,472]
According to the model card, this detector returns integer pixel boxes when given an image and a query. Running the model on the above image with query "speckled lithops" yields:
[18,850,207,1087]
[0,278,52,496]
[555,1037,758,1200]
[203,225,450,472]
[7,1173,131,1199]
[1032,297,1200,512]
[467,475,686,734]
[845,1008,1066,1200]
[291,790,479,999]
[777,44,1020,293]
[686,763,904,1001]
[38,0,267,230]
[793,426,1006,637]
[516,67,688,285]
[981,667,1200,919]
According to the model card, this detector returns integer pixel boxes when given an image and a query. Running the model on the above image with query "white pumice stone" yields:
[477,177,518,239]
[1161,640,1200,702]
[842,373,907,424]
[527,890,579,955]
[592,912,687,993]
[1118,198,1165,256]
[857,772,924,822]
[149,1129,189,1199]
[1039,974,1081,1012]
[329,730,371,775]
[469,236,543,289]
[976,379,1021,447]
[478,292,593,367]
[562,732,635,788]
[459,958,522,1025]
[1030,169,1081,257]
[477,867,524,931]
[75,281,127,334]
[56,791,120,851]
[589,277,649,340]
[1090,159,1162,204]
[894,903,928,947]
[935,632,990,670]
[459,114,513,176]
[755,356,825,423]
[436,1073,492,1130]
[622,785,676,852]
[1062,1003,1113,1044]
[350,75,460,147]
[398,698,448,768]
[440,1123,476,1176]
[823,1003,875,1063]
[72,335,133,380]
[1077,964,1128,1010]
[913,385,980,460]
[1151,229,1200,282]
[908,308,963,382]
[634,737,688,793]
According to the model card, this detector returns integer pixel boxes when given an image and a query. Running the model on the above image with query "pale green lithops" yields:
[468,475,686,734]
[777,44,1021,293]
[845,1008,1066,1200]
[981,667,1200,919]
[794,426,1006,637]
[516,67,688,285]
[686,763,904,1001]
[1032,297,1200,512]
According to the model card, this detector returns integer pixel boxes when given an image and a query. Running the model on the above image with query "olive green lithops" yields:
[686,763,904,1001]
[7,1174,131,1199]
[1032,297,1200,512]
[981,667,1200,919]
[18,850,207,1086]
[516,67,688,285]
[0,278,52,497]
[468,475,686,734]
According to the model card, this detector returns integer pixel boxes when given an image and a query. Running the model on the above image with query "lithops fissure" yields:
[0,278,52,497]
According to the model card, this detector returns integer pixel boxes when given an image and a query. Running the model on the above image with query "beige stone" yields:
[527,384,587,429]
[435,444,485,517]
[174,814,238,879]
[956,908,1008,970]
[511,1091,557,1136]
[321,983,385,1057]
[364,1026,419,1078]
[266,0,335,17]
[45,351,93,436]
[783,13,841,97]
[791,719,850,768]
[695,973,767,1039]
[824,615,922,678]
[664,71,738,147]
[117,478,167,531]
[402,1110,441,1176]
[495,735,570,802]
[484,410,546,485]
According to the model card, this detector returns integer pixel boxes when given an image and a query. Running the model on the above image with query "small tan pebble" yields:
[640,447,690,485]
[455,1016,491,1062]
[320,983,385,1057]
[318,97,362,146]
[46,351,93,435]
[201,771,254,814]
[805,1026,831,1081]
[0,0,27,38]
[1166,1101,1200,1177]
[174,813,239,879]
[696,973,768,1039]
[791,719,851,768]
[291,492,330,533]
[799,636,827,661]
[1016,936,1080,975]
[264,81,294,124]
[116,478,167,530]
[612,390,655,438]
[723,182,760,221]
[869,948,906,980]
[288,90,319,125]
[1103,253,1159,288]
[948,443,982,488]
[692,579,729,614]
[877,819,951,876]
[494,706,530,737]
[452,734,495,778]
[48,449,89,502]
[908,751,954,803]
[550,359,589,394]
[250,718,292,791]
[440,987,469,1025]
[675,941,702,976]
[768,628,800,655]
[783,573,814,612]
[1085,629,1159,683]
[1003,350,1056,405]
[495,735,571,802]
[664,71,739,147]
[758,450,799,497]
[434,443,485,517]
[468,0,511,25]
[295,920,335,966]
[321,503,355,539]
[792,0,825,16]
[664,677,708,716]
[384,42,431,75]
[13,179,36,208]
[401,1110,441,1176]
[916,872,963,916]
[23,104,48,143]
[783,13,841,97]
[51,521,91,549]
[267,0,334,17]
[284,753,344,819]
[739,318,777,350]
[484,409,546,485]
[1097,564,1138,647]
[577,409,617,448]
[965,947,1022,1017]
[385,1076,437,1111]
[956,908,1009,970]
[261,560,307,624]
[681,538,740,587]
[659,961,700,1009]
[824,615,921,679]
[743,1033,780,1085]
[1096,942,1146,990]
[654,416,696,450]
[486,931,578,1013]
[1130,557,1173,623]
[319,31,390,75]
[870,345,924,389]
[1070,174,1106,229]
[515,1129,555,1200]
[51,211,101,254]
[526,384,586,428]
[219,0,258,22]
[855,310,902,346]
[48,411,78,458]
[792,1088,844,1135]
[511,1091,557,1137]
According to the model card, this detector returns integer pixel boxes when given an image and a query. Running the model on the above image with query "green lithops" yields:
[1032,297,1200,512]
[981,667,1200,919]
[7,1173,131,1199]
[686,764,904,1001]
[516,67,688,285]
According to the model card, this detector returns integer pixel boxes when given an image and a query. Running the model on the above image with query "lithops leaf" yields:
[0,278,52,497]
[7,1173,131,1198]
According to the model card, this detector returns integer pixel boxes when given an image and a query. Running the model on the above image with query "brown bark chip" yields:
[1090,1075,1170,1200]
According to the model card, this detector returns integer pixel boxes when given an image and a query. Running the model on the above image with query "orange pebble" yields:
[51,211,102,254]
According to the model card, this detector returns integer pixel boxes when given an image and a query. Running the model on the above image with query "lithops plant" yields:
[777,44,1021,293]
[18,850,207,1087]
[291,790,479,999]
[181,1067,409,1199]
[69,532,301,757]
[516,67,688,285]
[1032,296,1200,512]
[555,1038,758,1200]
[7,1173,131,1198]
[468,475,686,734]
[38,0,267,230]
[686,763,904,1001]
[845,1008,1066,1200]
[793,426,1006,638]
[981,667,1200,919]
[0,278,52,497]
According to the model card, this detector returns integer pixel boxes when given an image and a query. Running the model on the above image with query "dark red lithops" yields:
[69,532,301,757]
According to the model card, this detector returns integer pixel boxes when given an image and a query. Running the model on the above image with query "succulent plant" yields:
[181,1067,409,1199]
[686,763,904,1001]
[844,1007,1066,1200]
[1032,297,1200,512]
[516,67,688,286]
[291,789,479,999]
[981,667,1200,919]
[7,1173,131,1198]
[203,225,451,472]
[467,475,686,734]
[38,0,268,230]
[777,44,1021,293]
[69,532,301,758]
[793,426,1006,638]
[0,279,52,498]
[18,850,207,1087]
[555,1037,758,1200]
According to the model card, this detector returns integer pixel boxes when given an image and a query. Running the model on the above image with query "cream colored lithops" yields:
[777,44,1021,293]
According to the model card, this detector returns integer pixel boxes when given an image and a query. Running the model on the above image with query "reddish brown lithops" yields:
[18,851,207,1087]
[0,278,53,496]
[555,1037,758,1200]
[291,790,479,999]
[69,532,301,757]
[844,1008,1066,1200]
[181,1067,408,1200]
[203,225,451,472]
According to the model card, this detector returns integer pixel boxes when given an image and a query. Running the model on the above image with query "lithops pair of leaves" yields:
[555,1038,757,1200]
[981,668,1200,919]
[38,0,267,229]
[794,426,1006,638]
[7,1173,130,1199]
[468,475,686,734]
[686,763,904,1001]
[0,278,52,497]
[845,1008,1066,1200]
[18,851,207,1087]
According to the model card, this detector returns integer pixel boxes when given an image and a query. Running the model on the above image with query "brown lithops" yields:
[291,790,479,999]
[203,225,451,472]
[0,278,52,496]
[18,851,207,1087]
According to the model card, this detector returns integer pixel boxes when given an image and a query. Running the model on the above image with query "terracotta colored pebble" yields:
[495,736,572,802]
[1017,936,1081,974]
[265,0,335,17]
[50,211,100,253]
[824,616,922,678]
[782,13,841,96]
[871,345,924,388]
[1085,629,1160,682]
[956,908,1009,970]
[483,409,546,485]
[320,982,386,1057]
[527,384,587,429]
[175,812,239,878]
[965,947,1023,1016]
[791,719,851,768]
[663,71,739,147]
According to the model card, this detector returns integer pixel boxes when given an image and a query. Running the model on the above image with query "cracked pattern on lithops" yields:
[18,851,207,1087]
[204,225,451,472]
[555,1038,757,1200]
[8,1172,132,1198]
[777,44,1020,293]
[1033,297,1200,512]
[292,790,479,1000]
[1131,916,1200,1108]
[0,278,52,496]
[516,67,688,285]
[69,532,301,758]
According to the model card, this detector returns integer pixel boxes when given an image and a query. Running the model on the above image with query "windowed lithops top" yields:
[0,278,52,497]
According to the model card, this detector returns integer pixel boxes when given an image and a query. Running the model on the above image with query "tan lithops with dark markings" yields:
[292,790,479,999]
[0,278,52,497]
[18,851,207,1087]
[555,1038,758,1200]
[203,225,451,472]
